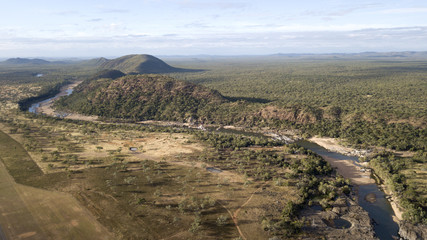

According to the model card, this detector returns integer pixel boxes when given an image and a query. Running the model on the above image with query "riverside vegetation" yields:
[0,53,426,239]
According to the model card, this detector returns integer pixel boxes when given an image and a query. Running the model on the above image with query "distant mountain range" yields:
[3,51,427,67]
[3,58,51,65]
[271,51,427,59]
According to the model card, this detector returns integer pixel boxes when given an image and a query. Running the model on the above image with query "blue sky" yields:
[1,0,427,57]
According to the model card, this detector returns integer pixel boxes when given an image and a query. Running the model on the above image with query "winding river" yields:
[28,81,399,240]
[296,140,399,240]
[29,88,74,114]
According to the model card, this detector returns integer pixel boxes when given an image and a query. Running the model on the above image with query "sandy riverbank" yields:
[37,100,99,122]
[309,136,370,157]
[309,136,351,153]
[322,155,374,185]
[310,136,403,221]
[380,184,404,221]
[308,136,373,185]
[34,81,99,122]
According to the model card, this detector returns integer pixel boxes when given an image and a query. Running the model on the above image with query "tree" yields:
[216,215,228,226]
[189,216,201,233]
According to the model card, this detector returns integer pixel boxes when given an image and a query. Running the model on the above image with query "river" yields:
[208,128,399,239]
[29,83,76,115]
[296,139,399,240]
[28,82,399,240]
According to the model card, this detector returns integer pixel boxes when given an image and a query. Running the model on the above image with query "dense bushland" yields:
[166,57,426,150]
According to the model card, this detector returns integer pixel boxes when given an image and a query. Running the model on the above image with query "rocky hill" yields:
[82,57,109,66]
[99,54,189,74]
[90,69,126,80]
[55,74,226,121]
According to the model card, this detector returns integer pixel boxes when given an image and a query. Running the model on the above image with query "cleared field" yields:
[0,130,113,240]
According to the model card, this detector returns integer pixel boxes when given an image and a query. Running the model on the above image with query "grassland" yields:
[0,115,291,239]
[0,130,113,240]
[0,105,362,239]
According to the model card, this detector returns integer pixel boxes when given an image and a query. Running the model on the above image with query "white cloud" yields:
[1,25,425,57]
[175,0,248,10]
[380,8,427,14]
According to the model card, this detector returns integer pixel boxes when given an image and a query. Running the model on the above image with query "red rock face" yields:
[258,105,317,124]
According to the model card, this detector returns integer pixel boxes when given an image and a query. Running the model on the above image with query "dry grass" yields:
[0,84,41,101]
[0,115,303,239]
[402,164,427,199]
[0,130,113,240]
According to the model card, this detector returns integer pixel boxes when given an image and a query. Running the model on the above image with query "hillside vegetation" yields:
[55,74,226,121]
[2,57,50,65]
[57,58,426,151]
[89,69,125,80]
[99,54,192,74]
[165,57,427,150]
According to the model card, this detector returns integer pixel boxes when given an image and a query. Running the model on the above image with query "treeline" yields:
[193,131,283,149]
[17,80,69,111]
[168,58,427,151]
[193,131,351,237]
[294,119,426,151]
[369,151,427,224]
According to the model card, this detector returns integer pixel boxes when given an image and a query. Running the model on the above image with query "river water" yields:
[204,125,399,239]
[28,88,73,114]
[296,139,399,240]
[28,83,399,239]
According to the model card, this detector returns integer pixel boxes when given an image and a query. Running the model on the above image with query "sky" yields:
[1,0,427,57]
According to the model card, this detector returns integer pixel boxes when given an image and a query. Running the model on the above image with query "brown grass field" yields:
[0,130,113,240]
[0,116,303,239]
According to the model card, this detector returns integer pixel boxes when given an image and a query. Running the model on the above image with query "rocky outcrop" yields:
[399,221,427,240]
[258,105,319,124]
[301,198,377,239]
